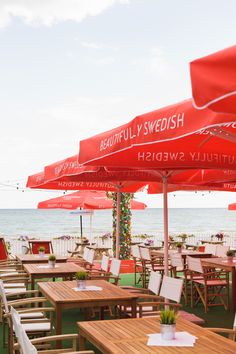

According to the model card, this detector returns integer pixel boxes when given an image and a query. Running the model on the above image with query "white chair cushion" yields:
[4,282,25,288]
[5,287,26,294]
[19,312,44,319]
[21,322,51,332]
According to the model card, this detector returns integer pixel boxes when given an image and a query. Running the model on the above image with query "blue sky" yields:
[1,0,236,208]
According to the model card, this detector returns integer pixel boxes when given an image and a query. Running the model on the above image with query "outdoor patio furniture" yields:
[23,262,85,290]
[0,281,54,350]
[88,258,121,285]
[202,257,236,311]
[11,306,94,354]
[139,246,165,288]
[77,316,236,353]
[89,254,109,275]
[215,245,230,257]
[130,244,143,285]
[28,240,54,254]
[38,279,138,347]
[16,253,67,264]
[0,237,15,262]
[187,256,230,313]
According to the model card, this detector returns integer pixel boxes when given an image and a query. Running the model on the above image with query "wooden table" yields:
[202,257,236,311]
[16,254,68,264]
[23,262,84,290]
[86,245,111,258]
[78,316,236,353]
[152,249,212,262]
[39,280,138,337]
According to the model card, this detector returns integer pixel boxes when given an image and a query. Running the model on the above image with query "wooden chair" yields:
[215,245,230,257]
[0,280,54,349]
[11,306,94,354]
[28,240,54,254]
[138,275,183,317]
[170,253,188,304]
[187,256,229,313]
[88,258,121,285]
[207,313,236,341]
[89,254,110,275]
[204,243,217,256]
[0,237,15,261]
[130,245,143,285]
[139,246,165,288]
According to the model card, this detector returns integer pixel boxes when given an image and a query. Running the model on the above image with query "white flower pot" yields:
[177,248,182,253]
[77,280,86,289]
[38,251,45,258]
[48,260,56,268]
[160,324,176,340]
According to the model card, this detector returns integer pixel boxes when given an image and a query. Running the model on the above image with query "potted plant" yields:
[48,254,56,268]
[38,246,45,258]
[160,309,177,340]
[176,242,182,253]
[75,271,88,289]
[226,250,234,262]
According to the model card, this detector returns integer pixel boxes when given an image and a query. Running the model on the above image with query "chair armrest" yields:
[207,328,236,334]
[7,297,48,307]
[6,290,39,298]
[138,301,181,309]
[17,307,55,314]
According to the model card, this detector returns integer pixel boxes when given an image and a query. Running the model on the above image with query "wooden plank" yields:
[78,317,236,353]
[16,254,67,263]
[23,262,84,275]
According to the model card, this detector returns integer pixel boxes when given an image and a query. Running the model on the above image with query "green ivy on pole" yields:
[107,192,133,259]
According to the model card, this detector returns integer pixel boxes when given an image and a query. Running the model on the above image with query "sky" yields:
[1,0,236,208]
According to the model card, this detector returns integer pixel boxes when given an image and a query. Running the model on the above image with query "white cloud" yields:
[0,0,129,28]
[81,41,102,49]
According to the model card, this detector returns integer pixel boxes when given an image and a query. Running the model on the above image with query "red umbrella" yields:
[190,46,236,114]
[228,203,236,211]
[38,190,146,210]
[78,98,236,273]
[148,182,236,194]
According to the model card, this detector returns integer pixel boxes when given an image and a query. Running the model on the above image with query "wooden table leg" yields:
[131,299,137,318]
[56,304,62,348]
[79,331,86,350]
[31,275,35,290]
[231,267,236,311]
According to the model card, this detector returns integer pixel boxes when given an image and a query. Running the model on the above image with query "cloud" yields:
[0,0,129,28]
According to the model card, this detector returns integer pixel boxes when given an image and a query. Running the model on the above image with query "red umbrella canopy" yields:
[228,203,236,211]
[37,190,146,210]
[148,182,236,194]
[190,46,236,114]
[79,99,236,169]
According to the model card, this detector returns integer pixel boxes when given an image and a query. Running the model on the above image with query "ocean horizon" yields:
[0,208,236,239]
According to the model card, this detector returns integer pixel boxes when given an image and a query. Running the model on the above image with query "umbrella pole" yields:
[162,174,169,276]
[116,190,121,259]
[89,212,93,245]
[79,207,83,239]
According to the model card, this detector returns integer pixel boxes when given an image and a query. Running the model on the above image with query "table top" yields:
[16,254,68,263]
[152,249,212,257]
[78,316,236,353]
[202,257,236,269]
[23,262,84,275]
[38,280,138,304]
[86,246,111,251]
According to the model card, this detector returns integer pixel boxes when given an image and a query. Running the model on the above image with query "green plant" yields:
[48,254,56,261]
[176,242,182,248]
[160,309,177,325]
[75,271,87,280]
[226,250,234,257]
[38,246,45,252]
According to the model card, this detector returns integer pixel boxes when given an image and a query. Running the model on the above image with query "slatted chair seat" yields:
[178,310,205,326]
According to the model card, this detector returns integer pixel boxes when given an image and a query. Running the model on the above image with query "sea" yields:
[0,208,236,239]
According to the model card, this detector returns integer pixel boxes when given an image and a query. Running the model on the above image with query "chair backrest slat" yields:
[148,271,162,295]
[10,306,37,354]
[204,243,217,256]
[0,280,9,313]
[160,276,183,303]
[139,247,151,261]
[86,249,95,264]
[131,245,141,259]
[0,238,8,261]
[187,256,203,273]
[28,241,53,254]
[170,253,184,268]
[101,255,109,272]
[83,247,90,261]
[110,258,121,276]
[216,245,230,257]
